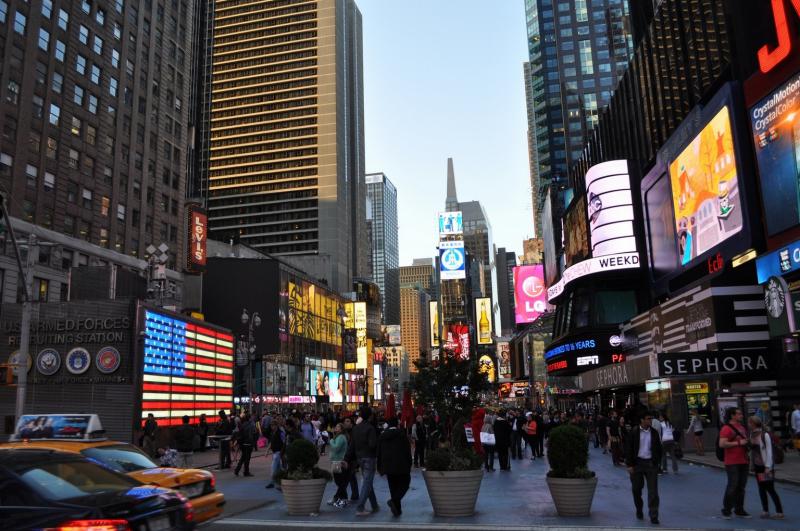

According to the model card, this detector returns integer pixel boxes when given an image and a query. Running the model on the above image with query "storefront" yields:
[579,355,652,414]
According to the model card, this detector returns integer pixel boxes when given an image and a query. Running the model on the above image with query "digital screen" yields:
[475,298,493,345]
[141,310,234,425]
[429,301,440,347]
[373,364,383,400]
[439,241,466,280]
[442,324,470,359]
[310,369,343,402]
[514,265,547,324]
[750,71,800,236]
[644,171,678,282]
[478,354,495,383]
[669,106,743,266]
[15,414,92,440]
[585,160,637,257]
[564,196,589,267]
[438,211,463,235]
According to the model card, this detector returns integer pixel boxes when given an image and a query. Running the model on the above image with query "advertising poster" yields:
[585,160,637,257]
[343,329,357,364]
[750,71,800,236]
[382,325,402,346]
[355,302,368,369]
[429,301,440,347]
[310,369,344,402]
[497,341,511,381]
[373,364,383,400]
[478,354,496,383]
[669,106,743,266]
[513,265,547,323]
[442,324,470,360]
[439,241,466,280]
[475,297,493,345]
[438,211,463,235]
[564,196,590,267]
[15,414,92,439]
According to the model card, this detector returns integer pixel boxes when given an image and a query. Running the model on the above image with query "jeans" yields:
[511,431,523,459]
[356,457,378,511]
[219,439,231,468]
[414,442,426,467]
[387,474,411,512]
[630,458,659,518]
[348,463,360,500]
[661,441,678,472]
[534,434,544,457]
[483,444,495,470]
[723,464,749,513]
[269,451,282,483]
[177,451,193,468]
[497,446,510,470]
[333,470,349,501]
[757,479,783,513]
[235,444,253,475]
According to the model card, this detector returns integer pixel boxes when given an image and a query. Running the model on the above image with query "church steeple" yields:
[445,157,459,211]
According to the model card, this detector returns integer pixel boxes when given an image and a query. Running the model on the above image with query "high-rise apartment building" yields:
[400,263,434,293]
[366,172,399,324]
[495,247,517,335]
[0,0,193,272]
[400,284,430,372]
[524,0,634,258]
[200,0,366,293]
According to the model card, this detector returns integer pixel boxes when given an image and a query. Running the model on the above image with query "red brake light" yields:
[210,475,216,489]
[183,501,195,523]
[56,520,130,531]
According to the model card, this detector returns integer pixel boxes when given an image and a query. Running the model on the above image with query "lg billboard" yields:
[513,265,548,324]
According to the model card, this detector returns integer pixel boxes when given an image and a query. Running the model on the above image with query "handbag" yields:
[480,432,496,446]
[257,435,267,449]
[331,460,347,474]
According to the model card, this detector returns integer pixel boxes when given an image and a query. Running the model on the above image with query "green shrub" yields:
[546,424,595,479]
[425,447,483,471]
[425,448,452,471]
[275,438,331,484]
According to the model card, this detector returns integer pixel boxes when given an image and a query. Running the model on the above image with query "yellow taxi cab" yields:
[4,414,225,523]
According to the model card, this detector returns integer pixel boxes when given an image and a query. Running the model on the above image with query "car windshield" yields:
[81,444,158,473]
[16,459,139,501]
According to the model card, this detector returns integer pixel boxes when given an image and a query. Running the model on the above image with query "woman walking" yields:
[328,423,349,508]
[659,412,679,474]
[481,411,497,471]
[686,409,705,456]
[748,416,784,519]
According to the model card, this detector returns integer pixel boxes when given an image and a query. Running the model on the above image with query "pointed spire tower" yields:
[445,157,459,212]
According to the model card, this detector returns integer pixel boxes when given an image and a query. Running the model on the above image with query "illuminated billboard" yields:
[373,364,383,400]
[429,301,440,347]
[310,369,344,402]
[354,302,368,369]
[497,341,511,381]
[382,324,402,346]
[438,211,463,235]
[443,324,470,360]
[513,265,547,324]
[564,196,589,267]
[478,354,496,383]
[186,205,207,272]
[669,106,743,265]
[750,71,800,236]
[141,310,234,425]
[439,241,466,280]
[586,160,637,257]
[475,297,493,345]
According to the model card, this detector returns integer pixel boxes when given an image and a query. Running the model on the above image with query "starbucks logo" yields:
[764,277,787,319]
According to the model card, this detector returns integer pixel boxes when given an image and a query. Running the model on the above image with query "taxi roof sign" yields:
[11,414,105,441]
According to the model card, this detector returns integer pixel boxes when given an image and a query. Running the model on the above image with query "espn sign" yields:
[186,205,207,272]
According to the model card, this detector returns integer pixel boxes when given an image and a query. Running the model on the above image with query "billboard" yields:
[669,106,743,266]
[310,369,344,402]
[429,301,440,347]
[439,241,466,280]
[585,160,637,257]
[382,324,401,346]
[354,302,368,369]
[478,354,496,383]
[513,265,547,324]
[141,309,234,425]
[497,341,511,381]
[438,211,463,235]
[373,364,383,400]
[186,205,207,272]
[443,324,470,360]
[750,71,800,236]
[475,297,493,345]
[564,197,589,267]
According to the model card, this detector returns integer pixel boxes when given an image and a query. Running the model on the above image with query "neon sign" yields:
[759,0,800,74]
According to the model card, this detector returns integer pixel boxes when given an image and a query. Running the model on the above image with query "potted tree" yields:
[545,424,597,516]
[275,438,332,516]
[410,354,491,517]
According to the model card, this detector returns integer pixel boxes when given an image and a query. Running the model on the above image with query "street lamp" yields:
[239,309,261,412]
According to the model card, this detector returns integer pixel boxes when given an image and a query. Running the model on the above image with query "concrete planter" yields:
[546,475,597,516]
[281,478,327,515]
[422,469,483,517]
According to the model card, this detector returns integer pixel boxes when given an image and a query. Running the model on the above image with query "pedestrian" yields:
[197,414,209,451]
[494,410,512,471]
[659,412,679,474]
[352,406,380,516]
[300,412,316,444]
[328,423,349,508]
[265,421,284,489]
[608,411,623,465]
[377,417,412,517]
[481,411,496,471]
[343,416,360,502]
[686,409,705,456]
[747,416,784,519]
[533,412,545,458]
[625,411,662,525]
[510,410,523,460]
[597,412,609,454]
[215,410,233,469]
[411,415,427,468]
[234,412,256,477]
[142,414,158,458]
[524,413,537,461]
[791,403,800,449]
[174,415,195,468]
[719,407,751,519]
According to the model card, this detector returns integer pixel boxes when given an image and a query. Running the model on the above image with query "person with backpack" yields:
[748,416,784,519]
[718,407,751,519]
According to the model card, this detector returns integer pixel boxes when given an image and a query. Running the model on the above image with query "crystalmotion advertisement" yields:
[749,71,800,236]
[514,265,548,323]
[439,241,466,280]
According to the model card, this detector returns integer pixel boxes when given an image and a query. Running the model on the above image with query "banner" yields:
[497,342,511,381]
[475,297,492,345]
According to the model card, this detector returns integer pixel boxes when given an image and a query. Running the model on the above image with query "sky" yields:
[358,1,534,266]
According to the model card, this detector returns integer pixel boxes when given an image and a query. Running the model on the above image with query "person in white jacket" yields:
[748,416,783,519]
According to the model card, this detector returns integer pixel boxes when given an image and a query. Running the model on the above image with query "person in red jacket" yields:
[471,407,486,456]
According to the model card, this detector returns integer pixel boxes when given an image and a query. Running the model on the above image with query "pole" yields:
[15,233,36,420]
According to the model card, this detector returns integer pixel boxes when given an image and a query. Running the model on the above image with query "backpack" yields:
[716,423,746,462]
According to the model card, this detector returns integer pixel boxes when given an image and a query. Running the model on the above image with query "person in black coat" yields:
[624,411,663,525]
[174,416,195,468]
[234,412,256,477]
[377,417,412,516]
[493,410,513,471]
[215,410,233,469]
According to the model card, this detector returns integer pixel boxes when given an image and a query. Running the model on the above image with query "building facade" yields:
[399,283,430,372]
[495,247,517,335]
[199,0,367,293]
[366,172,399,324]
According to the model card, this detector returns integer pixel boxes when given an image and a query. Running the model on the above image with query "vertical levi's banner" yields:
[186,205,208,272]
[475,297,492,345]
[429,301,440,347]
[141,310,234,425]
[513,265,547,324]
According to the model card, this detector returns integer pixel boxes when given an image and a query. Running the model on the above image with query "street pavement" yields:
[199,445,800,530]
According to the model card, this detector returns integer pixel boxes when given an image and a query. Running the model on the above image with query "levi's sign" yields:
[658,351,770,376]
[547,252,640,301]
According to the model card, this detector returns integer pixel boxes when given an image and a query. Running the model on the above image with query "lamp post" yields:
[240,309,261,413]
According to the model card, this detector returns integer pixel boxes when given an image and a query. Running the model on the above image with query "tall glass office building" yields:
[366,172,399,324]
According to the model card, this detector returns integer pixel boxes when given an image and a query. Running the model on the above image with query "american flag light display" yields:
[141,310,234,426]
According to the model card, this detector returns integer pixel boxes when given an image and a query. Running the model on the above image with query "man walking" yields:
[234,412,256,477]
[377,417,412,516]
[352,406,379,516]
[510,410,522,460]
[493,410,512,471]
[142,413,159,458]
[411,415,427,468]
[215,410,233,469]
[174,415,195,468]
[719,407,751,519]
[625,411,662,525]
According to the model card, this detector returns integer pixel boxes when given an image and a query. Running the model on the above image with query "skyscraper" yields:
[366,171,399,324]
[200,0,366,292]
[495,247,517,335]
[400,284,430,372]
[524,0,634,255]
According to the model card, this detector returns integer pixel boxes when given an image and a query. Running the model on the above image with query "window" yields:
[579,40,593,75]
[81,0,92,15]
[101,196,109,216]
[113,22,121,40]
[68,148,79,168]
[115,0,123,14]
[54,39,66,61]
[38,28,50,51]
[66,181,78,202]
[34,278,49,302]
[48,103,60,125]
[90,64,101,84]
[51,72,63,93]
[88,94,98,114]
[73,85,84,105]
[93,35,103,55]
[44,171,55,190]
[82,188,92,209]
[117,204,125,220]
[70,116,82,136]
[86,124,96,145]
[6,80,19,105]
[109,77,118,96]
[594,290,637,325]
[171,199,177,215]
[0,0,7,23]
[79,25,89,45]
[41,0,53,18]
[96,8,105,25]
[76,54,86,75]
[28,131,40,153]
[79,220,90,242]
[32,95,44,118]
[112,49,120,68]
[46,137,57,159]
[13,11,25,35]
[25,164,37,187]
[58,8,68,30]
[99,228,109,248]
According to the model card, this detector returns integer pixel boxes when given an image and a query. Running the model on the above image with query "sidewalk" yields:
[683,449,800,485]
